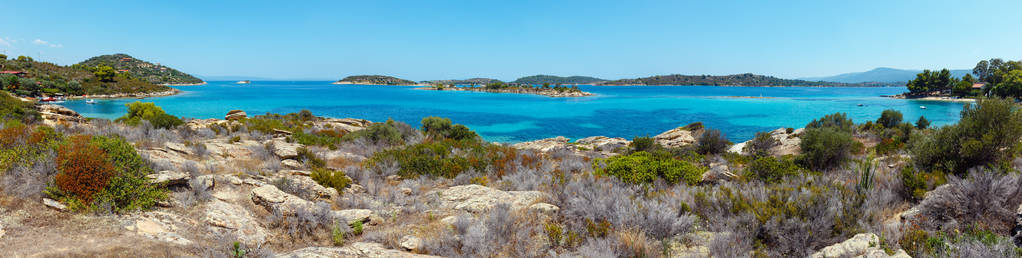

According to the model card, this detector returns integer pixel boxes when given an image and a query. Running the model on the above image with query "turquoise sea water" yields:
[60,81,966,143]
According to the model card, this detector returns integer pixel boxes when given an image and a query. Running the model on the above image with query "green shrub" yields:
[332,222,346,246]
[744,131,778,157]
[910,97,1022,176]
[799,127,856,170]
[297,147,326,168]
[350,220,363,235]
[899,165,945,200]
[421,116,478,141]
[545,222,564,248]
[876,109,903,128]
[806,112,855,132]
[594,150,705,185]
[364,139,516,179]
[310,167,351,193]
[342,119,405,145]
[629,136,657,153]
[744,156,804,184]
[51,135,165,212]
[115,102,182,129]
[696,129,730,155]
[0,91,39,124]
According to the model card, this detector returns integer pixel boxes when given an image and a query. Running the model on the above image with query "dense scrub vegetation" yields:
[335,75,416,85]
[0,55,172,97]
[5,92,1022,256]
[77,53,203,84]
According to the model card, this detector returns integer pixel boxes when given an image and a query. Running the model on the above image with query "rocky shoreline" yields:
[162,82,208,86]
[69,88,182,99]
[418,86,594,97]
[884,94,977,103]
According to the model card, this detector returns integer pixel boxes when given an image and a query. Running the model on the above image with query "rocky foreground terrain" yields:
[3,99,1022,257]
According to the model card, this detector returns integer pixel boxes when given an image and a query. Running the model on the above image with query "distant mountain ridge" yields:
[512,75,606,85]
[78,54,203,85]
[800,67,972,83]
[598,73,885,87]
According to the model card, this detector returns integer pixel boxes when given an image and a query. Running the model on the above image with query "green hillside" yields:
[427,78,504,85]
[512,75,606,85]
[0,55,171,97]
[78,54,203,85]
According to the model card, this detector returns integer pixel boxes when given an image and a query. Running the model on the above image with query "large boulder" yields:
[432,184,549,213]
[276,242,440,258]
[38,104,85,126]
[654,122,705,148]
[251,185,370,224]
[146,170,190,186]
[225,110,247,120]
[811,233,910,258]
[575,136,630,153]
[316,118,372,133]
[267,139,302,159]
[728,127,803,156]
[203,199,268,245]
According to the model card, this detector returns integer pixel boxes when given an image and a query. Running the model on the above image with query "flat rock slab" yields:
[204,199,268,245]
[42,198,67,211]
[147,170,190,186]
[276,242,440,258]
[434,184,548,213]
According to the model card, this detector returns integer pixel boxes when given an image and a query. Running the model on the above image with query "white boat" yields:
[236,80,251,84]
[919,106,926,109]
[86,99,96,104]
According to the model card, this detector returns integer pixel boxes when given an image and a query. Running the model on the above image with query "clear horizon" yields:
[2,0,1020,81]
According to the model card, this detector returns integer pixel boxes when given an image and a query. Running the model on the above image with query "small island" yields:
[421,82,593,97]
[332,75,419,85]
[0,54,189,99]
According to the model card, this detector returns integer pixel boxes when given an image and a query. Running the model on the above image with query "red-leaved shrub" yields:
[55,135,115,204]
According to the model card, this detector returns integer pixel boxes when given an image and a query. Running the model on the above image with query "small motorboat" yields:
[40,96,56,102]
[919,106,927,109]
[237,80,251,84]
[86,99,96,104]
[857,104,864,107]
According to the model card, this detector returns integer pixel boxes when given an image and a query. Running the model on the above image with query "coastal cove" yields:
[59,81,965,143]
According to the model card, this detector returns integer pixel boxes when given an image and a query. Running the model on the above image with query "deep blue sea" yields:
[60,81,966,143]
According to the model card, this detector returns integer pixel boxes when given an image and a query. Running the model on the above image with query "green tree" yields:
[876,109,903,128]
[906,69,955,95]
[915,116,929,129]
[93,65,116,82]
[910,98,1022,175]
[806,112,855,132]
[973,60,990,81]
[992,70,1022,99]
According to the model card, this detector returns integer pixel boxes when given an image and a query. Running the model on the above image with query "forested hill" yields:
[512,75,606,85]
[427,78,503,85]
[598,73,891,87]
[0,55,171,97]
[335,75,417,85]
[78,54,203,85]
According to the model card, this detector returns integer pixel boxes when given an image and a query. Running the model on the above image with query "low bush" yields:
[310,167,351,193]
[594,150,705,185]
[744,155,804,184]
[744,131,778,157]
[799,127,856,170]
[629,136,657,153]
[50,135,165,212]
[115,102,183,129]
[341,119,406,145]
[54,135,114,205]
[421,116,478,141]
[696,129,730,155]
[364,139,519,179]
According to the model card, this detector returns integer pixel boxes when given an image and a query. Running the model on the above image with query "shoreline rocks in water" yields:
[69,88,182,99]
[418,86,594,97]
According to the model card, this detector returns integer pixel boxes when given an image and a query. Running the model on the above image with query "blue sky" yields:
[1,0,1020,81]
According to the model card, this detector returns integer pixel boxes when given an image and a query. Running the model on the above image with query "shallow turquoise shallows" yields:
[60,81,965,143]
